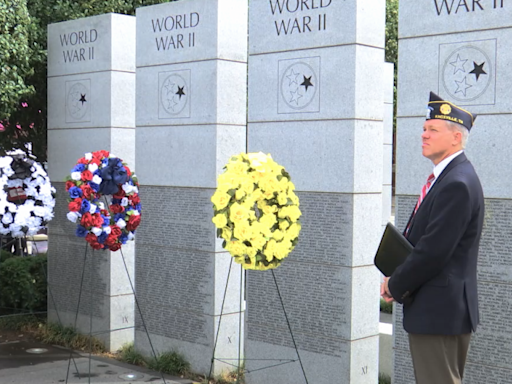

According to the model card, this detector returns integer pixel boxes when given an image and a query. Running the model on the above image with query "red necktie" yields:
[414,173,435,215]
[405,173,435,235]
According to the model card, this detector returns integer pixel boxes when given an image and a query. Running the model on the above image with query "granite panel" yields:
[245,336,379,384]
[399,0,510,39]
[136,60,247,127]
[397,30,512,117]
[248,120,383,193]
[249,0,385,54]
[48,13,135,77]
[136,0,248,67]
[248,45,384,122]
[136,186,215,252]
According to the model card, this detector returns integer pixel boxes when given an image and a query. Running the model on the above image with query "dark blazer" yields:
[389,152,484,335]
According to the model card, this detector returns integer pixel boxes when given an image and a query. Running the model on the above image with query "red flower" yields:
[81,170,93,181]
[68,199,82,212]
[130,194,140,205]
[81,213,94,227]
[65,180,76,191]
[110,204,125,214]
[90,157,101,165]
[92,213,104,227]
[77,157,88,164]
[85,233,97,244]
[80,184,94,199]
[126,215,141,231]
[109,243,122,251]
[110,226,122,237]
[101,209,110,216]
[125,166,132,176]
[104,234,118,246]
[95,150,110,158]
[90,242,104,250]
[113,187,125,199]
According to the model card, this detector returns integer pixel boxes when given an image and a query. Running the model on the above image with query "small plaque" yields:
[158,70,191,119]
[65,79,91,123]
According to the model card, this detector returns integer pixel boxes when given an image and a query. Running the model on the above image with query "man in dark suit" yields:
[382,92,484,384]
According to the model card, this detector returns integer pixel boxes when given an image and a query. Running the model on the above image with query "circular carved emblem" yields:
[67,82,89,120]
[160,74,188,115]
[442,45,491,102]
[280,62,317,110]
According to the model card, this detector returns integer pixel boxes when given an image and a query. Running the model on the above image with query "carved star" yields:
[176,86,186,99]
[469,62,487,81]
[300,75,313,92]
[289,89,303,105]
[79,94,87,105]
[167,98,178,111]
[450,54,467,75]
[454,77,472,97]
[164,81,176,95]
[286,69,300,86]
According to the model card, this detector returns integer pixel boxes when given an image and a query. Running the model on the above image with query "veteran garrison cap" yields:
[426,92,477,131]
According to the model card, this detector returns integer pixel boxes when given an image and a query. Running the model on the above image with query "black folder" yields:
[374,222,414,277]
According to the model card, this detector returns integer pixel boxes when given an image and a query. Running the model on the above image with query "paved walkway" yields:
[0,339,192,384]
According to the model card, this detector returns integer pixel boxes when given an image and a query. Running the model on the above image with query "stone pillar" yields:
[394,2,512,383]
[246,1,385,383]
[134,0,247,375]
[383,63,395,230]
[47,14,136,351]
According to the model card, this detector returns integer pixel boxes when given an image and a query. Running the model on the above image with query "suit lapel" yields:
[406,153,468,237]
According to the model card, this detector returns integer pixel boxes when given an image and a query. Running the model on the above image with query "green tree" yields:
[0,0,173,162]
[0,0,35,119]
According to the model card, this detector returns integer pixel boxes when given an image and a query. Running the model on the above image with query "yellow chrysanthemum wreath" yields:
[211,152,301,271]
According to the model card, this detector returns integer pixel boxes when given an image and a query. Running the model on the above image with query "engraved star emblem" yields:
[300,75,314,92]
[167,98,178,111]
[164,80,176,95]
[176,86,186,100]
[454,77,472,97]
[469,62,487,81]
[450,54,467,75]
[286,69,300,86]
[79,94,87,105]
[289,89,303,105]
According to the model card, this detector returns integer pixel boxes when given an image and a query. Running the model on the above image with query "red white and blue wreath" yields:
[0,150,56,237]
[65,150,141,251]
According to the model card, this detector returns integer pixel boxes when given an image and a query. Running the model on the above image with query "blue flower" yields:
[135,204,142,211]
[72,164,86,173]
[80,199,91,214]
[98,232,108,244]
[102,215,110,226]
[114,213,125,222]
[119,233,129,244]
[75,225,88,237]
[89,182,100,192]
[69,186,83,199]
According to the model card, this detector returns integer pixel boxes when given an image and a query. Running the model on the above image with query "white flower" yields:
[7,179,23,188]
[27,227,39,236]
[33,206,48,217]
[91,227,102,236]
[67,211,80,223]
[85,152,93,160]
[71,172,81,180]
[103,226,111,235]
[26,216,42,228]
[131,210,140,216]
[0,157,13,168]
[89,163,99,173]
[116,219,126,229]
[92,175,102,184]
[2,212,13,224]
[7,203,17,213]
[122,184,138,194]
[89,203,97,214]
[98,202,105,210]
[0,226,10,235]
[127,232,135,240]
[121,197,129,207]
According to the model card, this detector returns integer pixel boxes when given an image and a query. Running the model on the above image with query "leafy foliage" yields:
[0,0,174,161]
[0,0,36,119]
[0,254,47,311]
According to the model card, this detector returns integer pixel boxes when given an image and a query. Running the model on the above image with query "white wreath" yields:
[0,150,56,237]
